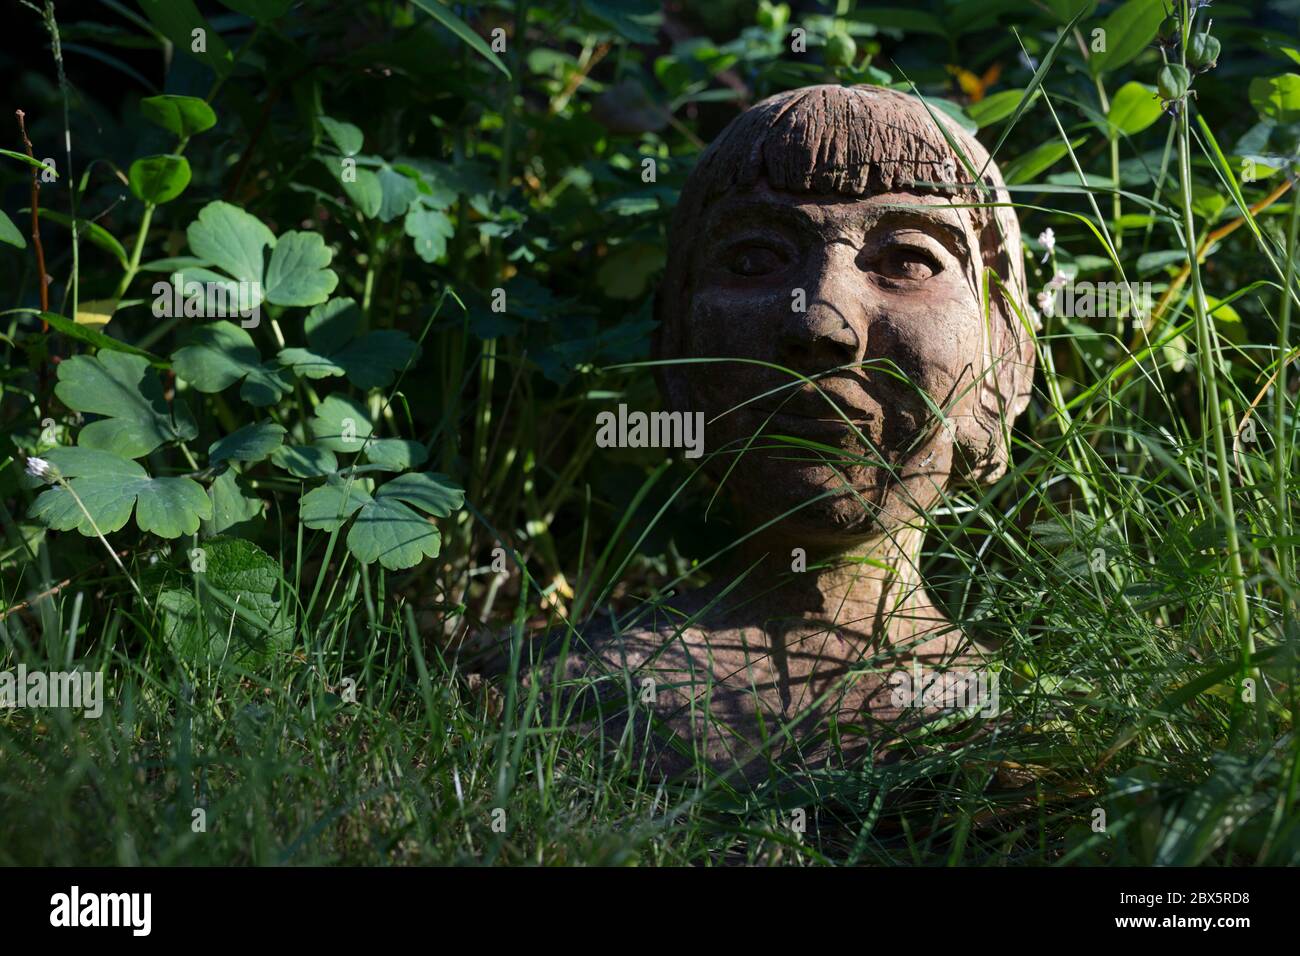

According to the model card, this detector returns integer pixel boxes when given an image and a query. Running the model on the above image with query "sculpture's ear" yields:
[950,184,1037,486]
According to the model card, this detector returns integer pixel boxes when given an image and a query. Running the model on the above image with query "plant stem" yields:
[1177,105,1255,714]
[15,110,49,318]
[1092,73,1124,258]
[113,202,155,300]
[1273,189,1299,615]
[1273,181,1300,800]
[28,1,78,321]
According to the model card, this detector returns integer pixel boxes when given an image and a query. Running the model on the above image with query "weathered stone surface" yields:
[514,84,1034,782]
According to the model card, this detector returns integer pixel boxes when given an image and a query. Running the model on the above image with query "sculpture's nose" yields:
[776,243,864,373]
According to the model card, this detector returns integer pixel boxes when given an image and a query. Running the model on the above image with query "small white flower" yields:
[1037,272,1070,318]
[1038,227,1056,262]
[26,456,53,482]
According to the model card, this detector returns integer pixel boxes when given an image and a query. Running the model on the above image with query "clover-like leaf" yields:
[157,537,291,669]
[363,439,428,471]
[377,471,465,517]
[54,351,196,458]
[151,263,263,313]
[298,473,372,530]
[208,420,286,465]
[320,116,363,156]
[340,167,383,218]
[279,297,420,389]
[332,330,420,388]
[129,154,192,204]
[173,321,293,406]
[271,444,338,478]
[263,231,338,306]
[404,206,454,263]
[29,446,212,539]
[141,94,218,138]
[308,394,373,452]
[207,466,264,533]
[299,471,464,570]
[184,200,337,308]
[187,201,274,286]
[377,165,419,222]
[323,157,382,218]
[343,494,440,568]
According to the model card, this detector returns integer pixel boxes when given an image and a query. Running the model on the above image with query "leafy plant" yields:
[157,536,293,669]
[30,446,210,539]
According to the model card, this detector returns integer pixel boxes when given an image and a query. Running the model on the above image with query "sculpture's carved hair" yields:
[655,84,1036,484]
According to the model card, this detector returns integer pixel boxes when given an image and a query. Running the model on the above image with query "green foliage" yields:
[1107,81,1161,135]
[140,95,218,139]
[299,471,464,570]
[207,420,286,465]
[271,444,337,478]
[409,0,511,78]
[173,321,292,406]
[30,447,211,538]
[307,394,372,452]
[0,210,25,249]
[1249,73,1300,124]
[1090,0,1165,76]
[157,537,292,669]
[185,200,338,307]
[136,0,232,77]
[54,352,195,457]
[206,467,263,533]
[36,210,128,269]
[279,298,419,389]
[128,154,191,204]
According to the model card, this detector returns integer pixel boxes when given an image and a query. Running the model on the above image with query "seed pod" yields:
[825,32,856,68]
[1157,63,1191,101]
[1156,14,1180,47]
[1187,33,1221,71]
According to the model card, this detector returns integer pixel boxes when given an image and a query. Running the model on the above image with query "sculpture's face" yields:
[684,182,989,545]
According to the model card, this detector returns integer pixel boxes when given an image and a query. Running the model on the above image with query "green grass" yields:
[3,313,1298,865]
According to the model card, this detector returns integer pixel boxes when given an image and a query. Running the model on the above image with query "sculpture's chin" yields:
[703,410,950,544]
[726,459,921,544]
[769,501,892,544]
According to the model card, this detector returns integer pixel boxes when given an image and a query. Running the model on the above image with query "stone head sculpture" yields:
[655,85,1035,553]
[512,86,1039,781]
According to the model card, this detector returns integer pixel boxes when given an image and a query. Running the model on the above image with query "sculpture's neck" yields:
[720,524,938,639]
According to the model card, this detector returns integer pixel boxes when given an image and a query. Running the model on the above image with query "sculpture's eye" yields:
[724,242,786,277]
[874,246,941,282]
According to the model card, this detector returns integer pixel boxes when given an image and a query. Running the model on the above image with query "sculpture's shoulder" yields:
[471,591,993,783]
[520,603,722,711]
[505,602,779,780]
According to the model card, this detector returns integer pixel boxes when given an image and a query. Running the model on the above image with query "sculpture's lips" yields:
[754,409,880,446]
[753,386,878,426]
[759,409,867,429]
[750,375,927,428]
[759,416,868,444]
